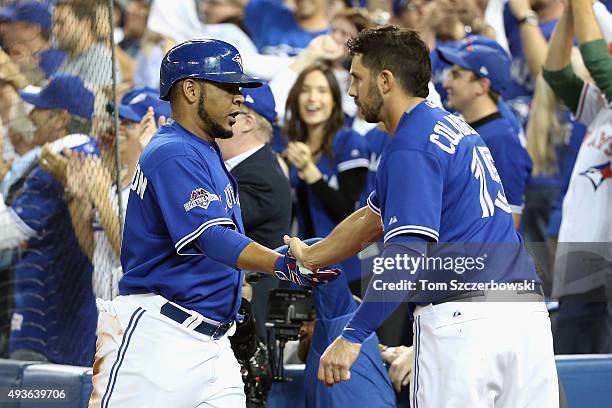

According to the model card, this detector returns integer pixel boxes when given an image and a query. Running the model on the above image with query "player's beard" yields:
[359,79,384,123]
[197,93,234,140]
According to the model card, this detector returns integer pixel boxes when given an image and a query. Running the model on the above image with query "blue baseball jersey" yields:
[119,121,245,323]
[367,101,538,298]
[304,271,395,408]
[470,113,532,213]
[360,126,391,208]
[245,0,329,56]
[9,136,98,366]
[503,3,557,105]
[290,128,369,281]
[290,128,369,237]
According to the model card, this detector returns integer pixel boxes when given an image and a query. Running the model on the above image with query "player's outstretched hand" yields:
[273,251,340,288]
[283,235,320,271]
[283,235,307,261]
[318,336,361,386]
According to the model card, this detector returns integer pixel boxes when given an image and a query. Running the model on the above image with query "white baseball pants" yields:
[410,301,559,408]
[89,294,245,408]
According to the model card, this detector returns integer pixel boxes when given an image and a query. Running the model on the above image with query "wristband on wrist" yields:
[518,10,539,26]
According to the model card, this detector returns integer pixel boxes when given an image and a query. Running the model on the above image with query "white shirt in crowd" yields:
[553,83,612,298]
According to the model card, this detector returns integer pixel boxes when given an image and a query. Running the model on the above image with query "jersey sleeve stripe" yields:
[386,224,439,236]
[175,217,236,255]
[366,193,381,216]
[337,158,370,172]
[509,204,524,214]
[384,225,439,243]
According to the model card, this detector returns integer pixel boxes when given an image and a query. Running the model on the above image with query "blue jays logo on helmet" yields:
[580,161,612,190]
[232,54,243,71]
[159,39,262,101]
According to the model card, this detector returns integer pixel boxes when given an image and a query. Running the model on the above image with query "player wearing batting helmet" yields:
[286,26,558,407]
[88,39,340,408]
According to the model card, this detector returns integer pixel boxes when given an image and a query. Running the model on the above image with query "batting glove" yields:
[274,253,341,288]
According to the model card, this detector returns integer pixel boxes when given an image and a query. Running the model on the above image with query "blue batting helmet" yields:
[159,39,262,101]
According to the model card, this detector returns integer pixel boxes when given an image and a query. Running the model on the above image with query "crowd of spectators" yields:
[0,0,610,404]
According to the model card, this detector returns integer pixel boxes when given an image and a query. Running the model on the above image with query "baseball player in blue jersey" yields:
[88,39,340,408]
[438,42,533,228]
[286,26,558,407]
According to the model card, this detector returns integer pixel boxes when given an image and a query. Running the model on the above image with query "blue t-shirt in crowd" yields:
[304,270,395,408]
[9,137,98,366]
[367,101,538,302]
[120,121,245,323]
[469,112,533,213]
[245,0,329,56]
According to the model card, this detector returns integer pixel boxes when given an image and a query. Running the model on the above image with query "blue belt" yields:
[160,302,233,340]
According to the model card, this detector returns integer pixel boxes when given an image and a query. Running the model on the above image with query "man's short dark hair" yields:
[347,25,431,98]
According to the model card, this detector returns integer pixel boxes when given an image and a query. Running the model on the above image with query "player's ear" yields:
[379,70,395,95]
[182,79,199,104]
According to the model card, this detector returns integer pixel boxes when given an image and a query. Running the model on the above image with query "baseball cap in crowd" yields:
[393,0,417,16]
[119,87,171,124]
[241,82,277,125]
[19,73,95,119]
[436,42,511,94]
[461,35,508,56]
[0,1,52,32]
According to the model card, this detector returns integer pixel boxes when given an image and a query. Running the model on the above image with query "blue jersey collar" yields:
[396,100,428,133]
[172,120,216,148]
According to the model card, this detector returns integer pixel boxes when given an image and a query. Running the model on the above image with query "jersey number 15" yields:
[471,146,511,218]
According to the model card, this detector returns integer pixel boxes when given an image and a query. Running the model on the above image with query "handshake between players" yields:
[273,236,341,288]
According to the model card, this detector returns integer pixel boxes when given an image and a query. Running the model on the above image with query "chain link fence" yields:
[0,0,121,367]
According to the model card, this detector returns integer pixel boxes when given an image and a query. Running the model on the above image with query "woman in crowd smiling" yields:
[284,63,369,285]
